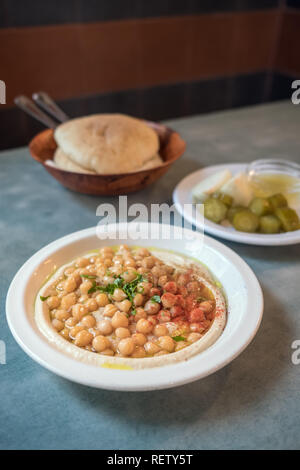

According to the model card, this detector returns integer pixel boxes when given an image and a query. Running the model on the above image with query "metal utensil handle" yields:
[32,91,69,123]
[14,95,58,129]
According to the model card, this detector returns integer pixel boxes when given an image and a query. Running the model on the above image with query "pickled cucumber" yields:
[227,206,244,223]
[275,207,300,232]
[233,209,259,233]
[204,198,228,223]
[249,197,271,216]
[259,215,281,234]
[268,193,287,210]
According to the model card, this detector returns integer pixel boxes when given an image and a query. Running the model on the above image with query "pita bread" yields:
[54,148,96,174]
[54,114,160,174]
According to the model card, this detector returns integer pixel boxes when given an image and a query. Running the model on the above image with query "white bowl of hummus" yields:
[6,223,263,391]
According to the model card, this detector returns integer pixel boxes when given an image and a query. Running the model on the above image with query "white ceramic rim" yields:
[6,224,263,391]
[173,163,300,246]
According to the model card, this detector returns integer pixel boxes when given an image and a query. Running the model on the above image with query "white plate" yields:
[173,163,300,246]
[6,223,263,391]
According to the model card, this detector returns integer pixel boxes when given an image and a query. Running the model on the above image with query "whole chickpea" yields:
[116,299,132,313]
[74,330,93,347]
[144,341,161,355]
[64,266,75,276]
[154,324,169,337]
[65,317,77,328]
[158,336,175,352]
[52,319,64,332]
[132,333,147,346]
[199,301,214,314]
[158,275,168,287]
[72,303,89,321]
[134,308,147,321]
[161,293,177,309]
[136,248,150,257]
[124,258,136,268]
[103,304,118,317]
[151,266,163,277]
[79,294,89,304]
[115,327,131,339]
[75,257,89,268]
[61,293,77,311]
[111,311,129,329]
[60,328,70,340]
[118,338,135,356]
[164,281,178,294]
[175,341,188,352]
[136,319,153,335]
[46,296,60,310]
[133,293,144,307]
[101,349,115,356]
[55,309,71,322]
[81,315,96,328]
[110,265,123,276]
[70,325,84,338]
[100,247,114,256]
[112,288,127,302]
[92,335,111,352]
[137,282,152,295]
[144,300,161,315]
[131,347,146,358]
[80,280,94,295]
[85,298,98,312]
[98,319,113,336]
[122,268,137,282]
[64,276,77,293]
[103,258,113,268]
[187,281,199,293]
[96,293,109,307]
[187,332,202,343]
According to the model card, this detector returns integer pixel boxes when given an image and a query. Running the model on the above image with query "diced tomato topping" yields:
[164,281,177,294]
[188,308,206,323]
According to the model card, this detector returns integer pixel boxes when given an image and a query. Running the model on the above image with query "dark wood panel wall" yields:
[0,0,299,149]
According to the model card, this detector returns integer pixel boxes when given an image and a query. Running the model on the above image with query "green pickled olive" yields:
[217,193,233,207]
[275,207,300,232]
[259,215,281,234]
[233,209,260,233]
[249,197,272,216]
[204,198,228,223]
[227,206,244,224]
[268,193,288,211]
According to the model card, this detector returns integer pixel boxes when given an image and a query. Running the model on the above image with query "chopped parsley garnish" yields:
[40,295,50,302]
[80,274,97,279]
[87,274,146,301]
[172,335,186,342]
[150,295,161,304]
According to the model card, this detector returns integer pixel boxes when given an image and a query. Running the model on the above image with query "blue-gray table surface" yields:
[1,101,300,450]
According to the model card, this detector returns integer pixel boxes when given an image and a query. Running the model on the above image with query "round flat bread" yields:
[54,114,160,174]
[53,148,96,174]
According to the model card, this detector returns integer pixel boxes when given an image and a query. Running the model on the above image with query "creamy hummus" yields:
[35,247,226,369]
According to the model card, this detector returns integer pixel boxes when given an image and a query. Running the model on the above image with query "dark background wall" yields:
[0,0,299,150]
